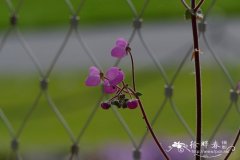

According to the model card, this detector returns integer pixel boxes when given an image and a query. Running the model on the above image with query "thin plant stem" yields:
[128,87,170,160]
[190,0,203,159]
[127,42,168,159]
[224,129,240,160]
[194,0,205,12]
[127,48,136,91]
[103,77,130,95]
[137,97,168,149]
[108,85,127,102]
[180,0,205,13]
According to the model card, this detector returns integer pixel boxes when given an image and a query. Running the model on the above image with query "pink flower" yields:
[103,80,117,94]
[106,67,124,86]
[85,66,101,86]
[111,38,128,58]
[85,66,125,94]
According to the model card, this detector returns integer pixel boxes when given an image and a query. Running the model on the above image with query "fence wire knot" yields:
[230,90,238,102]
[70,15,80,28]
[10,14,18,26]
[40,79,49,90]
[165,85,173,98]
[11,139,19,151]
[71,144,79,154]
[132,149,141,160]
[198,21,207,33]
[133,18,143,29]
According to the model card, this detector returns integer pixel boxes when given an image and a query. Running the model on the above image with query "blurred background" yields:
[0,0,240,159]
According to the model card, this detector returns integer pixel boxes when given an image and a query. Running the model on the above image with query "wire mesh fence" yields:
[0,0,239,160]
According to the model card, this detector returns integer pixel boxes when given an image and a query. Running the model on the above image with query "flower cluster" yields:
[85,38,139,110]
[85,38,169,159]
[85,66,124,94]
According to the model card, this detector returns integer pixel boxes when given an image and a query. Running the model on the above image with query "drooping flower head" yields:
[106,67,124,86]
[85,66,125,94]
[103,80,117,94]
[85,66,102,86]
[111,38,128,58]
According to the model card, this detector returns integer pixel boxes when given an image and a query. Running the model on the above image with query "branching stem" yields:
[127,47,136,91]
[190,0,204,159]
[224,129,240,160]
[128,87,170,160]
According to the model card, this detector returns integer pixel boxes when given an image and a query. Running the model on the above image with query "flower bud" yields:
[127,99,138,109]
[101,102,111,110]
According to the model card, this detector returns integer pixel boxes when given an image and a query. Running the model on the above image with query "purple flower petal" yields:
[116,38,128,47]
[111,46,127,58]
[85,75,101,86]
[85,66,101,86]
[89,66,100,75]
[106,67,124,85]
[103,80,117,94]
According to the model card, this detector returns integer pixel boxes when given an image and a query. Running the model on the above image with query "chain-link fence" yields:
[0,0,239,160]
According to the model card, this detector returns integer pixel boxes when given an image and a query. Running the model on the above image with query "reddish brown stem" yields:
[128,87,170,160]
[224,129,240,160]
[127,49,136,91]
[191,0,202,160]
[108,85,127,102]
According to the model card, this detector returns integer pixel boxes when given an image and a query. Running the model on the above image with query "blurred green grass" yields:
[0,67,239,154]
[0,0,240,29]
